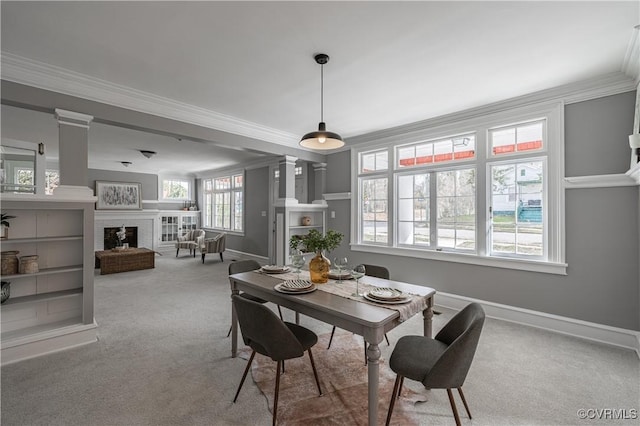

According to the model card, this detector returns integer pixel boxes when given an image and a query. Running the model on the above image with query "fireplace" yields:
[104,227,138,250]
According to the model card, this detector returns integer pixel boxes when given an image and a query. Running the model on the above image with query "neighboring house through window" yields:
[353,102,564,274]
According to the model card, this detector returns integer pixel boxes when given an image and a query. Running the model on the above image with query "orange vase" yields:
[309,251,330,284]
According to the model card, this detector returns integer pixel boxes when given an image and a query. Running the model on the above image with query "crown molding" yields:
[1,52,299,147]
[347,72,636,147]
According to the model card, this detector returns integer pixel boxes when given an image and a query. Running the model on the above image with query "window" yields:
[203,173,243,232]
[162,178,190,200]
[45,169,59,195]
[353,102,564,274]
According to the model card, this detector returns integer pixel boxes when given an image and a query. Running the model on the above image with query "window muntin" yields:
[436,168,476,250]
[397,173,430,246]
[361,150,388,173]
[162,178,190,200]
[490,120,544,156]
[361,177,388,243]
[204,173,243,231]
[490,160,544,257]
[397,135,475,169]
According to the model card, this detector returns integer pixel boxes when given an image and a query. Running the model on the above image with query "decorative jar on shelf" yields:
[309,251,330,284]
[1,250,19,275]
[19,255,39,274]
[301,216,312,226]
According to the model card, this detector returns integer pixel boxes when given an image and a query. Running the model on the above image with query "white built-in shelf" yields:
[1,288,82,308]
[289,225,323,230]
[1,265,84,280]
[1,235,83,244]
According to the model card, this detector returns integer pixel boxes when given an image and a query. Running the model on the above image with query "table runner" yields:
[259,270,429,322]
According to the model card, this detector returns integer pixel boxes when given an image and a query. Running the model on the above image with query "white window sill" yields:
[350,243,567,275]
[204,228,244,237]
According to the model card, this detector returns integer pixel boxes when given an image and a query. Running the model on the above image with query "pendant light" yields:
[300,53,344,150]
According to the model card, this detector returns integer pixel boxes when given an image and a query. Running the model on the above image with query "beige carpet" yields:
[240,331,425,425]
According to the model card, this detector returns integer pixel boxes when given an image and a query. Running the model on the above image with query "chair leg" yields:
[385,375,402,426]
[202,253,205,264]
[277,305,283,320]
[446,388,462,426]
[327,326,336,349]
[233,350,256,403]
[307,348,322,395]
[273,360,282,426]
[397,376,404,398]
[457,387,472,419]
[220,252,223,262]
[226,325,232,338]
[385,333,390,346]
[176,248,179,257]
[193,249,196,258]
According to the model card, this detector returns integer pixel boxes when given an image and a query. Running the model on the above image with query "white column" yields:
[54,109,94,198]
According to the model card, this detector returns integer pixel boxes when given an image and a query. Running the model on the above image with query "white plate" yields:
[363,293,411,305]
[261,265,290,274]
[328,271,352,280]
[274,283,317,294]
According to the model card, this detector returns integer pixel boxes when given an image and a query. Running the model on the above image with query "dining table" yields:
[228,268,436,426]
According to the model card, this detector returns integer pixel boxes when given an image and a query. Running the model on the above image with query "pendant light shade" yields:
[300,54,344,150]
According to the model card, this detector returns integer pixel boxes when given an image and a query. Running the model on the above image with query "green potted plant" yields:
[1,213,16,240]
[290,229,343,284]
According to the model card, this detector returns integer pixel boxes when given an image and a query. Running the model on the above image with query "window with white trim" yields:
[203,173,243,232]
[161,178,191,200]
[353,102,564,273]
[45,169,59,195]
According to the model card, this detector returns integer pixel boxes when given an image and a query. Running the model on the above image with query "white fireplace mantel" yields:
[94,210,161,251]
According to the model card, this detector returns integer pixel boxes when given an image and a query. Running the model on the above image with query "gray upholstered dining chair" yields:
[227,260,282,337]
[327,264,391,362]
[232,294,323,426]
[175,228,205,258]
[385,302,485,426]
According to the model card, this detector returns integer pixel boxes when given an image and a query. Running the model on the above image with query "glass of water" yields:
[350,264,366,296]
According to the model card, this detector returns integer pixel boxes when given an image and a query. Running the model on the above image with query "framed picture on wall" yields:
[96,181,142,210]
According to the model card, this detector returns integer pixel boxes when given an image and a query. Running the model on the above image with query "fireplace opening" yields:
[104,226,138,250]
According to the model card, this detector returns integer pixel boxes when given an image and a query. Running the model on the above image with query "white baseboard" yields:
[435,292,640,358]
[1,321,98,366]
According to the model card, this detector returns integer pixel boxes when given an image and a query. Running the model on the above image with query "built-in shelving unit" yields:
[158,211,199,248]
[0,194,97,365]
[275,203,327,265]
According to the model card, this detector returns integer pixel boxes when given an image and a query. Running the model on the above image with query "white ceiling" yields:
[1,1,638,174]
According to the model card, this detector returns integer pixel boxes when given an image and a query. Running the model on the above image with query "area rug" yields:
[240,331,426,425]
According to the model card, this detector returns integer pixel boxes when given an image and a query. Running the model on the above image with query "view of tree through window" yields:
[162,179,190,199]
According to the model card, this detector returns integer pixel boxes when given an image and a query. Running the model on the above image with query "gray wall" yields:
[325,91,639,331]
[224,166,270,257]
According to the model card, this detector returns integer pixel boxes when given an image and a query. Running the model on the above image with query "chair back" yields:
[361,264,390,280]
[232,294,304,361]
[424,303,485,389]
[229,259,261,275]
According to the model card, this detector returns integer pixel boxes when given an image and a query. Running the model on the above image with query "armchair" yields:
[200,232,226,263]
[175,229,205,258]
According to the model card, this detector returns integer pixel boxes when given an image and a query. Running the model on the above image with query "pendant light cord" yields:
[320,63,324,123]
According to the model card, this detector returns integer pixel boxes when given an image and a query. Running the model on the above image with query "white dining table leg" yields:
[366,341,381,425]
